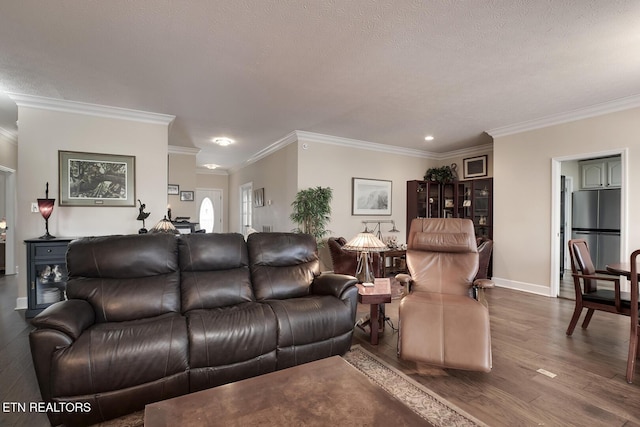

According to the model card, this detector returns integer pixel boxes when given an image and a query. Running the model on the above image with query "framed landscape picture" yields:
[352,178,392,215]
[59,151,135,206]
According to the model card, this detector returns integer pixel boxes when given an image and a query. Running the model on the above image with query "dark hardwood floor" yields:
[0,274,49,426]
[354,286,640,427]
[1,272,639,426]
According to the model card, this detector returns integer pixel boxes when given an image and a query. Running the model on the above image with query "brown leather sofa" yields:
[29,232,358,426]
[397,218,493,372]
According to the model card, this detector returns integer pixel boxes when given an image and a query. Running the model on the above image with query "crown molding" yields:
[229,130,495,173]
[227,131,298,173]
[295,130,436,159]
[245,131,298,165]
[6,93,175,126]
[431,142,494,160]
[487,94,640,138]
[168,145,200,155]
[0,127,17,145]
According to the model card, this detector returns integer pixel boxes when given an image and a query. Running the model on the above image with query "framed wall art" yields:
[59,150,135,206]
[168,184,179,195]
[180,191,194,201]
[352,178,392,215]
[463,155,488,179]
[254,188,265,207]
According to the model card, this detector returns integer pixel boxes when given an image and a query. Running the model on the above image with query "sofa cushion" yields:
[66,234,180,322]
[178,233,254,311]
[247,233,320,300]
[186,302,277,369]
[67,233,179,279]
[50,313,188,397]
[263,294,355,370]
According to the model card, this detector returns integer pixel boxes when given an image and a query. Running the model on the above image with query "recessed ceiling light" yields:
[203,164,219,169]
[212,137,234,146]
[425,135,435,141]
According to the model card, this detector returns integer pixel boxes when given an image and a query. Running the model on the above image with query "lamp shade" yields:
[343,232,387,252]
[150,216,180,234]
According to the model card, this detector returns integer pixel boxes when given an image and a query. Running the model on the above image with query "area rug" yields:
[343,345,487,427]
[94,345,485,427]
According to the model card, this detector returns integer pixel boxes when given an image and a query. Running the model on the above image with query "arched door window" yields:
[199,197,214,233]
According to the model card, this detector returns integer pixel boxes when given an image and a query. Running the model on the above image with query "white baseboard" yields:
[492,277,554,297]
[15,297,27,310]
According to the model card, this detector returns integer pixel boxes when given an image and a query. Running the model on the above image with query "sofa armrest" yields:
[31,299,95,340]
[311,273,358,298]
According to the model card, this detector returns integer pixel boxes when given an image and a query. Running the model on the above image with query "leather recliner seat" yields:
[398,218,493,372]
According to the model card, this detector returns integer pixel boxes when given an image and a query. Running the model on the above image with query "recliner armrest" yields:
[395,273,412,285]
[473,278,495,289]
[31,299,95,340]
[311,273,358,298]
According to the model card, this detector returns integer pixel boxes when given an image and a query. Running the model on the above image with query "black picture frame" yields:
[254,188,264,207]
[463,155,488,179]
[180,191,194,201]
[59,150,135,207]
[168,184,179,195]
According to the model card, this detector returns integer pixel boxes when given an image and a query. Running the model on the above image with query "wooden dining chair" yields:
[627,250,640,383]
[566,239,626,336]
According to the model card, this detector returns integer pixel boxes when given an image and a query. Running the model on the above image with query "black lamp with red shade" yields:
[37,182,55,240]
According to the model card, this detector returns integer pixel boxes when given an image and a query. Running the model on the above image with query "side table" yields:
[382,249,407,276]
[357,278,392,345]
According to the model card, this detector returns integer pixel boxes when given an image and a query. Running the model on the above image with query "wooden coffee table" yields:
[357,278,392,345]
[145,356,427,426]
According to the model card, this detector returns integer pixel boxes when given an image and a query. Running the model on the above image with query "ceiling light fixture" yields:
[425,135,435,141]
[212,137,234,146]
[203,164,219,169]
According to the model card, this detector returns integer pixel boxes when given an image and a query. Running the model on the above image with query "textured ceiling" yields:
[1,1,639,169]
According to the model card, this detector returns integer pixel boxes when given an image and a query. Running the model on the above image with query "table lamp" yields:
[150,216,180,234]
[343,232,386,284]
[37,182,55,240]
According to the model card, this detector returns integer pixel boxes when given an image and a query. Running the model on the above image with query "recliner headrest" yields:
[413,232,475,253]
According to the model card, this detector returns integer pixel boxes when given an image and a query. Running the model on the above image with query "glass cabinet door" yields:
[427,182,440,218]
[472,179,493,238]
[442,183,456,218]
[457,182,472,219]
[34,262,67,306]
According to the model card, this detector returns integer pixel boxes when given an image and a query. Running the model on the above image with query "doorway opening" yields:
[195,188,223,233]
[0,166,16,275]
[239,183,253,234]
[551,150,627,298]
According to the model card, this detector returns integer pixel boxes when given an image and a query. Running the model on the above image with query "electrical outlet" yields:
[31,202,39,213]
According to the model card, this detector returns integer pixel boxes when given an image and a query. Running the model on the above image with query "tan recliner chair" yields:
[397,218,494,372]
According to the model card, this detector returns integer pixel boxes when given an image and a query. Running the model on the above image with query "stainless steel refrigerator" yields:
[571,189,620,270]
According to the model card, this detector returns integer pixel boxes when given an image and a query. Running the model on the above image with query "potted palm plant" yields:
[290,186,333,246]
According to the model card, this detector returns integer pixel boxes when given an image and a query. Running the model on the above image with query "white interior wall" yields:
[493,106,640,295]
[296,137,432,244]
[15,106,171,303]
[228,142,298,234]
